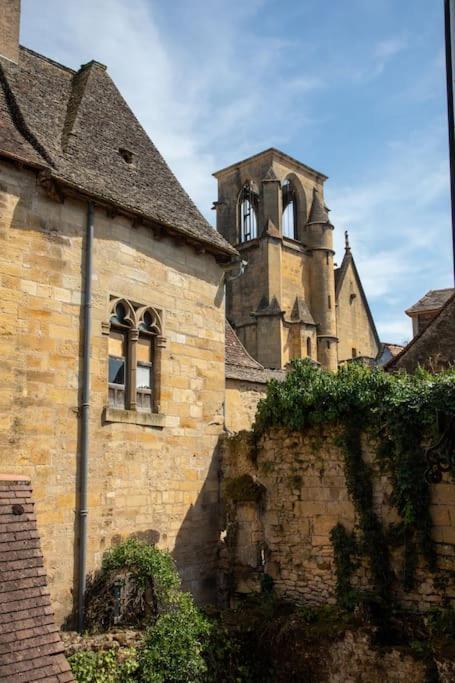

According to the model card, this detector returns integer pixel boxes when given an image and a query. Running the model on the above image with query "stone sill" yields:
[103,407,166,428]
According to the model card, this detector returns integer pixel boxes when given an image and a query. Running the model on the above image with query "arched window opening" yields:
[106,299,165,414]
[108,300,134,409]
[306,337,312,358]
[239,183,258,242]
[282,179,297,239]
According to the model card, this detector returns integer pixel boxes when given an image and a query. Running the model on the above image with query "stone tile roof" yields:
[0,475,74,683]
[386,292,455,372]
[405,288,455,316]
[0,47,236,259]
[307,188,329,224]
[225,321,285,384]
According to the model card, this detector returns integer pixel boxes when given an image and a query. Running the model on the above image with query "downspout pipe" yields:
[77,200,94,632]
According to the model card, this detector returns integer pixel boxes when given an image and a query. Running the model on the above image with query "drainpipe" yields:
[77,201,94,632]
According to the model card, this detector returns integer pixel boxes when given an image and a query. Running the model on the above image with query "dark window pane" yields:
[109,356,125,385]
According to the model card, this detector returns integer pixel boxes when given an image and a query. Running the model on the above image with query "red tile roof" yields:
[0,476,74,682]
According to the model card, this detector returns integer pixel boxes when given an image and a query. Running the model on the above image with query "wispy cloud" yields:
[21,0,450,343]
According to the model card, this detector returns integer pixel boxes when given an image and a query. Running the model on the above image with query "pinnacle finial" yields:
[344,230,350,251]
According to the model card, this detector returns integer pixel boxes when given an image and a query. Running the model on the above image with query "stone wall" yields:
[224,378,267,433]
[0,160,226,623]
[220,428,455,610]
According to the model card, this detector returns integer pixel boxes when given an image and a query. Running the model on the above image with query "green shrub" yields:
[139,592,211,682]
[69,648,139,683]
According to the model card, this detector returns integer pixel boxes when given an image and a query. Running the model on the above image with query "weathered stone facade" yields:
[220,428,455,611]
[0,160,227,622]
[214,149,379,371]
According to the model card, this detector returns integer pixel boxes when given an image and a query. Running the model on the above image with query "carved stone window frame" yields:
[102,296,167,427]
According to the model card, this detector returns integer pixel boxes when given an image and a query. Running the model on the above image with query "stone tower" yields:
[213,148,338,370]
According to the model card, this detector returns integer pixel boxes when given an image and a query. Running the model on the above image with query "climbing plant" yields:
[254,360,455,604]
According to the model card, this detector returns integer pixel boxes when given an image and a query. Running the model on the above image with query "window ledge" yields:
[103,407,166,428]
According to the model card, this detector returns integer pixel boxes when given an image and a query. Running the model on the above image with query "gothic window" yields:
[239,183,258,242]
[105,298,166,414]
[282,179,297,239]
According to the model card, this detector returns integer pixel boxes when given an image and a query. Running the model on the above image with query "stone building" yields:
[405,288,454,337]
[387,291,455,372]
[0,1,237,623]
[213,149,380,370]
[0,0,383,628]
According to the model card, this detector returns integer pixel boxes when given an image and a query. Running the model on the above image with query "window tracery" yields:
[106,298,165,414]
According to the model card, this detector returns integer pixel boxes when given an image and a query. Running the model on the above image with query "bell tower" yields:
[213,148,338,371]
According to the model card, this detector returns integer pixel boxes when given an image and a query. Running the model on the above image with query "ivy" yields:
[329,523,358,610]
[254,360,455,600]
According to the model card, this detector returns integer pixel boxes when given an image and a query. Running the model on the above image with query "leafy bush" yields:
[139,592,211,683]
[73,540,211,683]
[69,648,139,683]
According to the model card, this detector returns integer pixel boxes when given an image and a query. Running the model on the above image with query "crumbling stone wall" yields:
[220,428,455,610]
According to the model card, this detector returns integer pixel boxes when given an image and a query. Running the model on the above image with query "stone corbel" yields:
[37,170,64,204]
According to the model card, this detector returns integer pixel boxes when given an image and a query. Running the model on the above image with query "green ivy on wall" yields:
[254,360,455,605]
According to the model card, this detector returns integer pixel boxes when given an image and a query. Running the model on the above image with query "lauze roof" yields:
[0,47,236,258]
[0,476,74,682]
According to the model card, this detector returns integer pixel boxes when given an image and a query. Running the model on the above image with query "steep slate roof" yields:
[386,292,455,372]
[0,475,74,682]
[405,288,455,316]
[225,321,285,383]
[335,247,380,350]
[0,47,236,259]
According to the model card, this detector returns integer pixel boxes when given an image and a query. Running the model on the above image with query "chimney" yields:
[0,0,20,63]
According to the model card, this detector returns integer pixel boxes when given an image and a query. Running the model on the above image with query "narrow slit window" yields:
[306,337,312,358]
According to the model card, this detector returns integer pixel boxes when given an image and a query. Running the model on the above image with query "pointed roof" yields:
[291,296,315,325]
[0,47,236,259]
[335,243,380,349]
[307,188,330,225]
[254,295,284,316]
[225,321,285,383]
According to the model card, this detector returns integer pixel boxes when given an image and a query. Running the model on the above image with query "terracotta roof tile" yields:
[0,476,74,682]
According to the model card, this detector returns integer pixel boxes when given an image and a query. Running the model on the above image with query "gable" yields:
[336,256,380,361]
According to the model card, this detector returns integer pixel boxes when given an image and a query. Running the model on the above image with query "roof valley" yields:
[61,64,92,153]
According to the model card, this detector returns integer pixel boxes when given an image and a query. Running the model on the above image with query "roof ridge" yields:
[19,45,76,74]
[386,291,455,370]
[61,65,93,152]
[0,61,54,167]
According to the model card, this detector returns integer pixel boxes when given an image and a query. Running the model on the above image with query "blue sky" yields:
[21,0,452,343]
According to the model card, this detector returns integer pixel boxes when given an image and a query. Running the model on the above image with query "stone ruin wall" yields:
[219,428,455,610]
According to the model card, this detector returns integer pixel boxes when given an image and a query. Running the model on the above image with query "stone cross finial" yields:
[344,230,351,251]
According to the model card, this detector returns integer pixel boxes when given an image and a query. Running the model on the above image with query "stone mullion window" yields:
[127,328,139,411]
[105,298,166,422]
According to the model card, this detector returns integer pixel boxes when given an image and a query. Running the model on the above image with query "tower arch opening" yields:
[238,181,258,242]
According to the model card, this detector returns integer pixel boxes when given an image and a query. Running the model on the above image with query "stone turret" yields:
[304,189,338,370]
[213,148,338,370]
